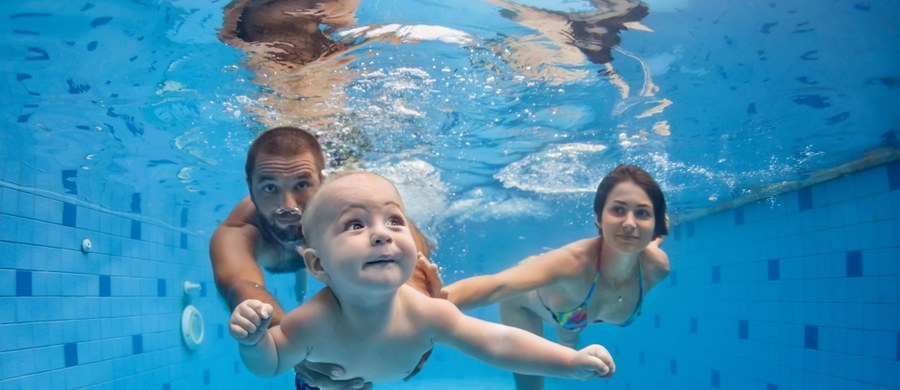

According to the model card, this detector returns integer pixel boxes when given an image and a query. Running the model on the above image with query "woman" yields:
[444,164,670,390]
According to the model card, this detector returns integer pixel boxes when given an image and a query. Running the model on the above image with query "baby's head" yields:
[299,171,418,294]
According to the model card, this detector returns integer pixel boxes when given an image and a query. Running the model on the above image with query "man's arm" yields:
[210,196,287,325]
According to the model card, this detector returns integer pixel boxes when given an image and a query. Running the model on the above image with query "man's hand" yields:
[295,361,372,390]
[229,299,273,346]
[406,253,447,299]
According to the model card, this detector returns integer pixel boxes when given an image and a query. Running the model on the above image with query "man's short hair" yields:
[245,126,325,183]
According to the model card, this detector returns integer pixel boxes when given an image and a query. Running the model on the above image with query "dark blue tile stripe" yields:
[670,359,677,374]
[654,315,660,329]
[690,317,698,333]
[734,209,745,226]
[62,202,77,227]
[768,384,778,390]
[712,266,721,284]
[670,271,677,286]
[768,259,780,281]
[199,282,207,298]
[157,279,166,297]
[805,325,818,349]
[99,275,111,297]
[888,161,900,190]
[131,193,141,212]
[798,187,813,210]
[711,369,720,388]
[64,342,78,367]
[16,270,32,296]
[180,207,189,228]
[132,334,143,354]
[203,370,210,385]
[846,250,863,277]
[131,220,141,240]
[686,222,695,238]
[180,233,188,250]
[739,320,749,339]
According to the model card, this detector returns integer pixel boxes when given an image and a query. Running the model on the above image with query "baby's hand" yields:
[573,344,615,379]
[229,299,274,346]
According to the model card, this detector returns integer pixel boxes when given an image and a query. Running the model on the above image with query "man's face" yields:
[249,151,322,245]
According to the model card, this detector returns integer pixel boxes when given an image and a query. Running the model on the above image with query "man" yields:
[210,126,440,389]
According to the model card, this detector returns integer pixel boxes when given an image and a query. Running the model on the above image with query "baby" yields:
[230,170,615,385]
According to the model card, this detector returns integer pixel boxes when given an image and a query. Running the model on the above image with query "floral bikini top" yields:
[537,250,644,332]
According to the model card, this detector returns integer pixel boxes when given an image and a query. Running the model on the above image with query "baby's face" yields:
[307,174,417,294]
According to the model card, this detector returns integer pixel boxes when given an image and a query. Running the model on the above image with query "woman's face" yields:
[597,180,656,254]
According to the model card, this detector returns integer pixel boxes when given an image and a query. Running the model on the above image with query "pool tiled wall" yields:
[570,160,900,389]
[1,160,898,389]
[0,172,296,388]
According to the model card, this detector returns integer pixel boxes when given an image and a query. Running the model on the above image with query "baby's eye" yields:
[387,216,405,226]
[345,221,364,231]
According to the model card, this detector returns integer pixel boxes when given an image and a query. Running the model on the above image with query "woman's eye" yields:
[637,209,652,218]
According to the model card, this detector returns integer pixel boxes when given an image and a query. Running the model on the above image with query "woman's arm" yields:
[444,245,584,310]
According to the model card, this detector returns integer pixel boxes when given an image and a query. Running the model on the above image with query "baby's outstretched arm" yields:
[230,299,280,376]
[431,299,614,380]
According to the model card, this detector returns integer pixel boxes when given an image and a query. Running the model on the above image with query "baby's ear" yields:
[302,247,329,282]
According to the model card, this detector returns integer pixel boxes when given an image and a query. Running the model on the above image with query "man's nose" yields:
[281,192,299,209]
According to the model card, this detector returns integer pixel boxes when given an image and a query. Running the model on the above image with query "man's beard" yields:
[258,211,304,246]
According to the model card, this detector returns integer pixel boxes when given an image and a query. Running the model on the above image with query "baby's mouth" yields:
[364,257,396,267]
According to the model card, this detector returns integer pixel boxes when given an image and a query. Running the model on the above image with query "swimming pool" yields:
[1,0,898,388]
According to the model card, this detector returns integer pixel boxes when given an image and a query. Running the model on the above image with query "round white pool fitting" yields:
[181,305,204,350]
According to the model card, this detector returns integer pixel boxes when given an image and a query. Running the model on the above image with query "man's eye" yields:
[296,182,311,190]
[262,184,277,193]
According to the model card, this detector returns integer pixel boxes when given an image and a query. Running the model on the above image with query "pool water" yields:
[1,0,899,389]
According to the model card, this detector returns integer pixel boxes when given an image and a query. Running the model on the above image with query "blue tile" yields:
[711,369,720,388]
[62,202,77,227]
[180,233,188,249]
[805,325,819,349]
[654,315,660,329]
[734,209,744,226]
[132,334,143,354]
[670,271,677,286]
[180,207,189,227]
[888,161,900,190]
[712,266,720,284]
[203,369,210,385]
[16,270,32,296]
[99,275,110,297]
[768,259,780,281]
[62,170,77,195]
[130,220,141,240]
[673,226,681,240]
[739,320,748,339]
[638,352,645,365]
[686,222,695,238]
[846,250,863,277]
[690,317,697,333]
[897,333,899,361]
[199,282,207,297]
[131,193,142,213]
[768,384,778,390]
[163,384,170,390]
[64,342,78,367]
[799,187,813,211]
[670,359,677,374]
[218,324,224,339]
[157,279,166,297]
